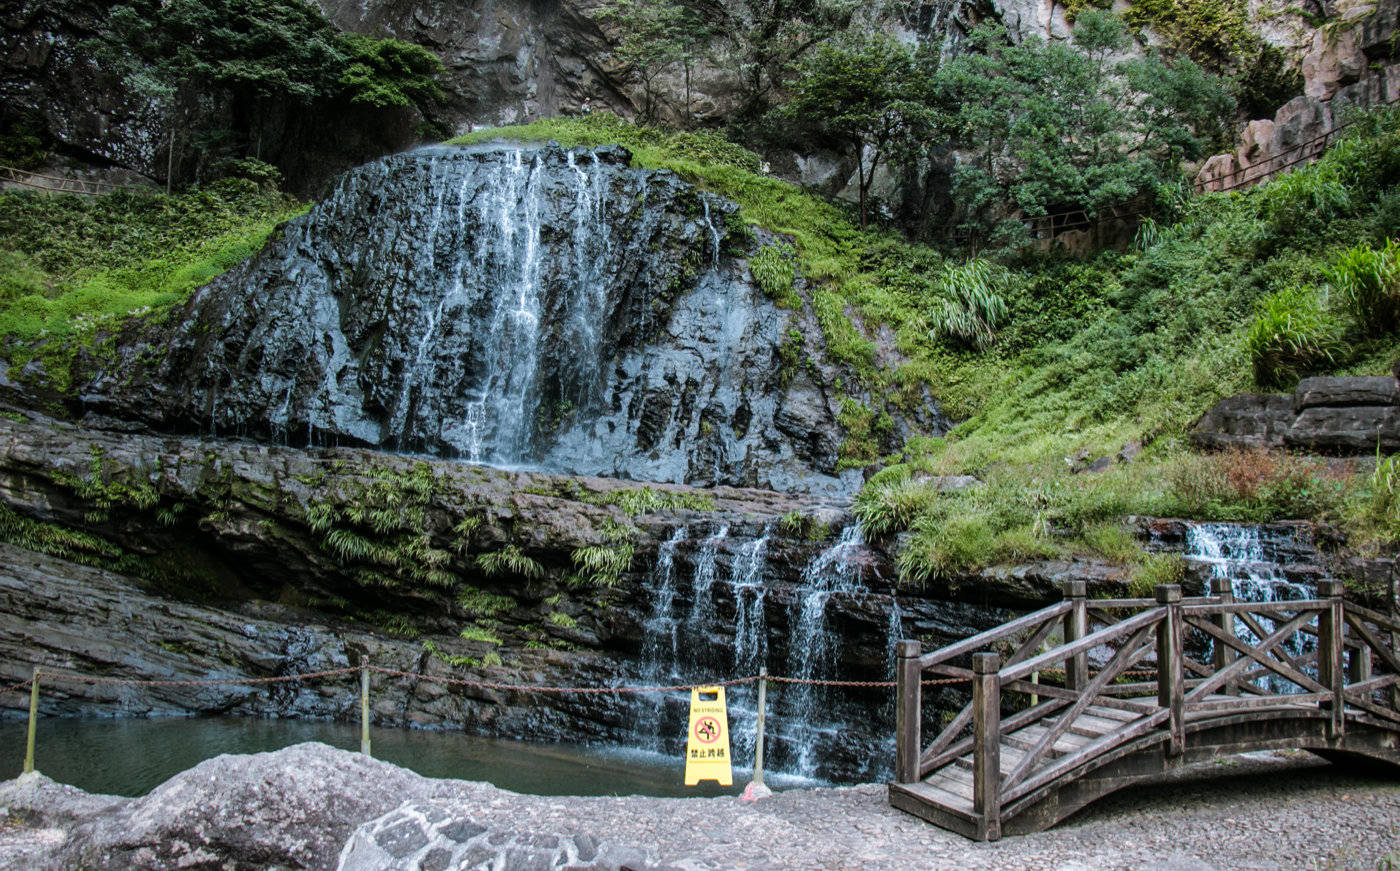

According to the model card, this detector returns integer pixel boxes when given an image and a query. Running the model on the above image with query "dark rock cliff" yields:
[80,143,864,496]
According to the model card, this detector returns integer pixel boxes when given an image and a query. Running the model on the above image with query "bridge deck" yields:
[889,583,1400,840]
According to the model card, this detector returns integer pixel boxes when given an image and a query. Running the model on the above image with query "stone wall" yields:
[1191,376,1400,452]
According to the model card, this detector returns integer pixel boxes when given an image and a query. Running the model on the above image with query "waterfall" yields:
[688,525,729,627]
[636,525,689,749]
[786,525,869,772]
[1184,522,1316,693]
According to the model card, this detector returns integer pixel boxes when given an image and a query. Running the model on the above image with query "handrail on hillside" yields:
[894,578,1400,840]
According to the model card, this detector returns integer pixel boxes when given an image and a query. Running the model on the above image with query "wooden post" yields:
[23,668,38,774]
[1062,580,1088,692]
[1389,571,1399,711]
[972,652,1002,842]
[1319,579,1345,739]
[1155,585,1184,756]
[1215,589,1236,695]
[894,639,922,784]
[360,657,372,757]
[753,667,768,787]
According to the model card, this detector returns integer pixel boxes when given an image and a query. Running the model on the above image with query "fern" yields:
[476,544,544,579]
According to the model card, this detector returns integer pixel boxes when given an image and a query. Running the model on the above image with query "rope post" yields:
[23,668,39,774]
[894,639,922,784]
[1319,579,1346,740]
[1215,589,1236,695]
[752,667,767,787]
[360,657,372,758]
[1062,580,1088,692]
[1155,584,1184,757]
[972,652,1002,842]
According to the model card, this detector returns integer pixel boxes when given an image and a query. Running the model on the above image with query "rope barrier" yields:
[27,666,362,688]
[0,676,34,695]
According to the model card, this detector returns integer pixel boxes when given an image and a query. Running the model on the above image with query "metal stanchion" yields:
[23,668,39,774]
[742,668,772,801]
[360,657,372,758]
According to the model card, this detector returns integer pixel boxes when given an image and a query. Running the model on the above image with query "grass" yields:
[0,180,302,388]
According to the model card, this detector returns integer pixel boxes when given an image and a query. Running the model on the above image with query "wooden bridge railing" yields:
[895,579,1400,840]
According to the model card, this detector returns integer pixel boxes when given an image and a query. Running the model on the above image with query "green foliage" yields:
[570,543,635,588]
[56,446,161,524]
[836,398,885,470]
[476,544,545,580]
[0,110,52,170]
[335,33,443,109]
[750,243,799,308]
[0,184,300,389]
[593,485,714,516]
[1245,286,1340,386]
[928,260,1010,351]
[457,586,515,618]
[597,0,720,124]
[1358,453,1400,543]
[308,462,456,590]
[778,31,931,227]
[1127,553,1186,597]
[458,624,502,645]
[1121,0,1256,68]
[931,15,1233,244]
[94,0,443,185]
[423,638,478,668]
[546,611,578,629]
[1327,240,1400,337]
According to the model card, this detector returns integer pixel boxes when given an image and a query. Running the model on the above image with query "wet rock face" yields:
[84,143,854,496]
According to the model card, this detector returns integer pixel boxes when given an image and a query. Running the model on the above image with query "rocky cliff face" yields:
[81,143,862,496]
[1191,376,1400,453]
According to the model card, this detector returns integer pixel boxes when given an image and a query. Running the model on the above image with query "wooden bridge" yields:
[889,580,1400,840]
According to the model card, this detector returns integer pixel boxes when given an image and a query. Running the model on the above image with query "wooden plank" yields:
[1182,600,1325,616]
[972,652,1002,841]
[1004,621,1156,789]
[890,780,976,817]
[919,602,1073,668]
[1185,691,1329,715]
[1185,612,1325,700]
[1344,613,1400,679]
[895,639,923,783]
[922,699,1068,777]
[999,708,1172,806]
[1345,602,1400,633]
[920,704,973,772]
[1004,608,1163,682]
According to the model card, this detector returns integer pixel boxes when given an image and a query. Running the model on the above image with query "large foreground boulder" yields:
[13,743,471,869]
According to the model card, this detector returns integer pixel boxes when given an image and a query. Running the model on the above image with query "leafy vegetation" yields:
[95,0,443,188]
[0,182,301,389]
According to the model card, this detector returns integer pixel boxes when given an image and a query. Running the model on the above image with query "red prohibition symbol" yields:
[693,715,722,744]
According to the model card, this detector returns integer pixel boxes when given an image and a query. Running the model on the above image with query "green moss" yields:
[457,586,515,618]
[750,243,801,309]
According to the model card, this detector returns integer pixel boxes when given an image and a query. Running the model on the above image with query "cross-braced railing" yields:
[894,579,1400,840]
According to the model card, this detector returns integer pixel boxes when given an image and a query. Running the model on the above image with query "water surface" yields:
[0,716,815,798]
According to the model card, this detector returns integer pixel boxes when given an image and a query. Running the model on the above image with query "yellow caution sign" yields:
[684,685,732,786]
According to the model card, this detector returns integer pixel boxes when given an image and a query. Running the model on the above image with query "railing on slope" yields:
[894,579,1400,839]
[1,165,131,196]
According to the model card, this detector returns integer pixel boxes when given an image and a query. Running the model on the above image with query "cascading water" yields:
[1185,522,1317,693]
[631,522,899,781]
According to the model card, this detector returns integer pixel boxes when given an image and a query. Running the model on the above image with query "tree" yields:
[722,0,858,127]
[929,12,1233,245]
[780,32,932,228]
[94,0,442,187]
[599,0,721,125]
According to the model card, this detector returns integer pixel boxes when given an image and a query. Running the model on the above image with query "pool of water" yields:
[0,716,819,798]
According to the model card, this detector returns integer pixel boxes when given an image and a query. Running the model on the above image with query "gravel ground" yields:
[2,749,1397,869]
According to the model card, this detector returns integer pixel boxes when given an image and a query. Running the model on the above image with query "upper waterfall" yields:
[86,143,861,496]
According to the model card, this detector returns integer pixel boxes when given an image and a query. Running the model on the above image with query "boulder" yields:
[1295,376,1400,410]
[1285,405,1400,451]
[338,802,654,871]
[1189,394,1294,450]
[41,743,472,870]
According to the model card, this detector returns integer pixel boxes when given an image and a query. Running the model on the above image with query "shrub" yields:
[1163,448,1347,521]
[1326,239,1400,336]
[1244,285,1340,386]
[929,260,1009,351]
[749,243,799,308]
